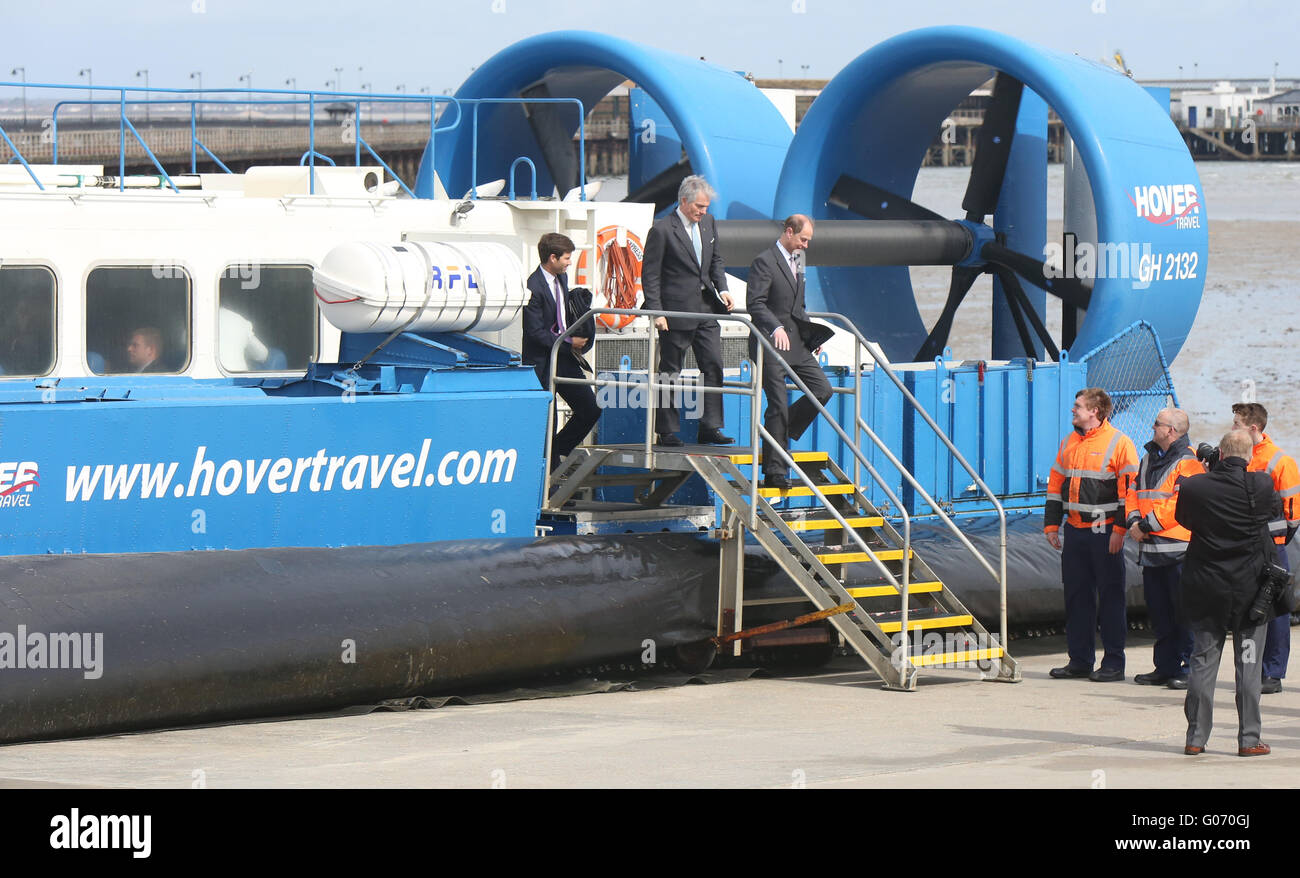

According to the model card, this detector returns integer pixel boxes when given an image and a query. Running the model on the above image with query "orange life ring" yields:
[574,225,642,330]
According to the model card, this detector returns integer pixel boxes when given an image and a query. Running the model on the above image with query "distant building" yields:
[1257,89,1300,123]
[1171,81,1273,128]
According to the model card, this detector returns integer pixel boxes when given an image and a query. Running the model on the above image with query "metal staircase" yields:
[542,307,1022,690]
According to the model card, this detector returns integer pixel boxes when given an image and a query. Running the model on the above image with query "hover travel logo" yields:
[1129,183,1202,229]
[0,460,38,509]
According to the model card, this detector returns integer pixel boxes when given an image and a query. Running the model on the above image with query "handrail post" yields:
[750,347,762,530]
[645,320,657,459]
[471,102,479,200]
[542,328,560,506]
[853,336,862,493]
[308,92,316,195]
[118,89,125,189]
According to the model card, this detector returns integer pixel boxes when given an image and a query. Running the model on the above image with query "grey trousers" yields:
[1184,620,1267,749]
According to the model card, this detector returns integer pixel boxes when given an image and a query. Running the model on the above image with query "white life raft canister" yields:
[313,240,527,333]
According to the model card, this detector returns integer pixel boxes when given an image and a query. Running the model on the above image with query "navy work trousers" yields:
[1062,525,1127,672]
[1143,562,1192,678]
[1262,544,1291,680]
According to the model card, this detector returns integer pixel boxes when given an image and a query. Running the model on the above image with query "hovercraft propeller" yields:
[828,72,1091,362]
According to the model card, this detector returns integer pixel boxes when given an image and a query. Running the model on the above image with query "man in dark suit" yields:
[640,175,734,447]
[126,327,168,373]
[521,232,600,471]
[1174,428,1285,757]
[745,215,832,489]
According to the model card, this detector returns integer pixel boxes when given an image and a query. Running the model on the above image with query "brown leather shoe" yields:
[1238,743,1271,757]
[1184,745,1204,755]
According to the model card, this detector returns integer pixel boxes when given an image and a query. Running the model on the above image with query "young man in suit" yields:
[745,215,832,489]
[126,327,168,373]
[640,175,734,447]
[521,232,600,471]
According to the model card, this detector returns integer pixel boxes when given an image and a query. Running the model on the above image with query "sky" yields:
[3,0,1296,98]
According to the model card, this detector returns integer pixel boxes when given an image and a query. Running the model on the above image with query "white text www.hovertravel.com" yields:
[65,442,518,502]
[1114,838,1250,852]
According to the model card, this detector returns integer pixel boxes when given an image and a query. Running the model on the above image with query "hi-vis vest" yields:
[1044,420,1139,532]
[1247,433,1300,545]
[1124,441,1203,565]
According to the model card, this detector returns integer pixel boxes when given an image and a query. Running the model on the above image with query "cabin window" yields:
[0,266,57,377]
[218,264,316,372]
[85,266,191,374]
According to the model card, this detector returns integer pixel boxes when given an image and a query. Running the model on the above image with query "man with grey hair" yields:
[640,175,735,446]
[1173,428,1284,756]
[1125,407,1204,689]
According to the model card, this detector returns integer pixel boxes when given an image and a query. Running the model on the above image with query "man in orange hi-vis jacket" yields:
[1232,402,1299,694]
[1045,388,1140,682]
[1126,408,1205,690]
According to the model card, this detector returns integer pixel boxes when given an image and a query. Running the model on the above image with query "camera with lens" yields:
[1249,561,1294,625]
[1196,442,1221,469]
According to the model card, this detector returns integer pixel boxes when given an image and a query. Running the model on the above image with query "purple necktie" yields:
[553,276,566,335]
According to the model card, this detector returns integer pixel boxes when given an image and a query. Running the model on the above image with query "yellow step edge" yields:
[728,451,830,465]
[908,647,1005,667]
[757,484,861,498]
[815,548,912,564]
[846,581,943,598]
[877,614,974,634]
[786,516,884,531]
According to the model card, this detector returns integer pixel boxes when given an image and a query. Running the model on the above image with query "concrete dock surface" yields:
[0,632,1296,789]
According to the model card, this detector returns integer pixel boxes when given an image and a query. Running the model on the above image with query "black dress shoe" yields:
[1261,676,1282,694]
[1134,671,1171,686]
[762,473,791,490]
[1089,667,1124,683]
[1049,664,1092,679]
[656,434,684,447]
[696,429,735,445]
[1167,676,1189,690]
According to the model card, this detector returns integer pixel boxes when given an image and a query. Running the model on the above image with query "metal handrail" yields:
[469,97,587,201]
[544,307,922,657]
[807,311,1009,658]
[3,81,437,195]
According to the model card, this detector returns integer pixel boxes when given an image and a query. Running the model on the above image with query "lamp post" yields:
[10,66,25,127]
[333,67,343,92]
[238,72,252,122]
[78,67,93,124]
[419,85,432,123]
[361,81,371,123]
[136,69,149,123]
[285,77,297,121]
[190,71,202,121]
[778,58,783,78]
[396,83,406,123]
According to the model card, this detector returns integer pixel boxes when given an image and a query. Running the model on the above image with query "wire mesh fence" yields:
[1077,320,1179,444]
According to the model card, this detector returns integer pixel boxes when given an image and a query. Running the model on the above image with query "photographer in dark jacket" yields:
[1174,429,1286,757]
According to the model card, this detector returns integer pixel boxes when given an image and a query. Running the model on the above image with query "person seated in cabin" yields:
[125,326,168,373]
[0,294,53,376]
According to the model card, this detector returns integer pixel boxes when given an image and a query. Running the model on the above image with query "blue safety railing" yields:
[0,81,590,201]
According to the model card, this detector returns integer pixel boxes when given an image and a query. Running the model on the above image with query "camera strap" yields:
[1241,469,1277,573]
